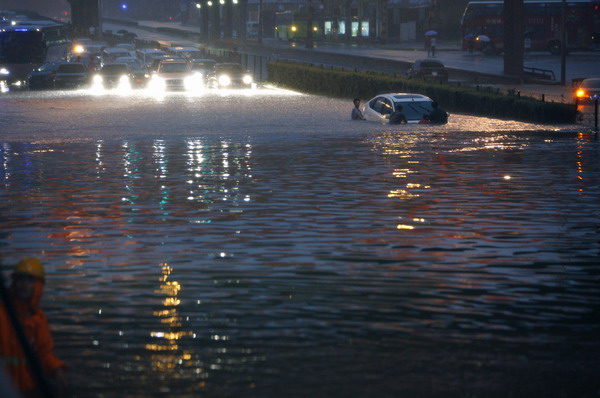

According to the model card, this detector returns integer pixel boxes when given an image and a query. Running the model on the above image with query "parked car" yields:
[149,59,202,91]
[28,62,88,89]
[207,63,253,88]
[574,77,600,104]
[363,93,438,124]
[92,63,132,90]
[406,59,449,83]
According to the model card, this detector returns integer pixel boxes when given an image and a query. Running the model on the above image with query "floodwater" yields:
[1,87,599,398]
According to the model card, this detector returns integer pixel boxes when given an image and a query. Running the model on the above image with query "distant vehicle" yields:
[149,59,202,91]
[28,62,60,89]
[53,62,89,89]
[190,58,217,77]
[574,77,600,103]
[116,43,136,52]
[92,63,132,90]
[136,48,167,68]
[115,56,149,87]
[461,0,600,55]
[0,19,69,85]
[406,59,449,83]
[363,93,437,124]
[166,46,204,60]
[207,63,253,88]
[102,47,135,64]
[274,10,319,41]
[149,55,178,72]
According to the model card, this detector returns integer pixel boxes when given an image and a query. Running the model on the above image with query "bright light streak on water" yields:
[0,87,599,397]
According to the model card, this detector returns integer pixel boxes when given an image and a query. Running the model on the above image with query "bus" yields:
[461,0,600,55]
[0,19,69,85]
[274,10,318,41]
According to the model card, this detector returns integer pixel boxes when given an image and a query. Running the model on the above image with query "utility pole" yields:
[306,0,314,48]
[257,0,263,43]
[503,0,524,78]
[560,0,567,85]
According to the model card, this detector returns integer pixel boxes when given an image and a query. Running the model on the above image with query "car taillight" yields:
[49,73,56,79]
[576,89,587,98]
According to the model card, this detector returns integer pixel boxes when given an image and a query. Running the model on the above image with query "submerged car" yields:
[207,63,253,88]
[363,93,439,124]
[406,59,449,83]
[574,78,600,104]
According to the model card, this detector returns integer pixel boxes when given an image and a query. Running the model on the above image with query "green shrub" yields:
[267,61,577,124]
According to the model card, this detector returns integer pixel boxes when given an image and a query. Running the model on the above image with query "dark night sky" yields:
[3,0,71,19]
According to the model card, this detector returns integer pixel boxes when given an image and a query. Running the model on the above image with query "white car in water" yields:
[363,93,436,124]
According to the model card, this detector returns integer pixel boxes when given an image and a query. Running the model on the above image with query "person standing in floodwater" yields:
[0,258,68,397]
[351,98,365,120]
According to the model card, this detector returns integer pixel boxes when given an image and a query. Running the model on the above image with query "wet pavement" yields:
[1,88,600,397]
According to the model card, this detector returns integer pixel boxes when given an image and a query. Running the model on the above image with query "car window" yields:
[420,61,444,68]
[57,64,85,73]
[36,63,56,72]
[583,79,600,89]
[216,64,244,74]
[102,64,128,74]
[395,101,434,120]
[160,63,189,73]
[381,98,393,115]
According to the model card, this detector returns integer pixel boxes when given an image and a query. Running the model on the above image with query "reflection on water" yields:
[1,92,600,397]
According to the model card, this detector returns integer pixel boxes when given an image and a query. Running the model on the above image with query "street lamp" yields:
[306,0,314,48]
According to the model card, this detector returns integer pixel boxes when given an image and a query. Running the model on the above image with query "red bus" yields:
[461,0,600,55]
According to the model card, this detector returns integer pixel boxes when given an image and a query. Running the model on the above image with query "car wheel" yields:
[481,42,496,55]
[548,40,561,55]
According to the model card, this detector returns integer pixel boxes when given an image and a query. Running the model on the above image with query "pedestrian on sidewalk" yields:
[0,258,69,397]
[430,36,437,57]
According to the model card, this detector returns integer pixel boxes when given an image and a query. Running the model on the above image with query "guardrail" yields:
[523,66,556,81]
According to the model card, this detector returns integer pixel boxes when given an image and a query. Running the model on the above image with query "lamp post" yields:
[306,0,314,48]
[257,0,263,43]
[560,0,567,85]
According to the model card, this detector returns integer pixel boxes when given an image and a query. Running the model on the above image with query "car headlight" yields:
[149,75,166,91]
[218,75,231,86]
[184,72,203,90]
[93,75,103,84]
[242,74,252,85]
[0,67,9,76]
[119,75,129,84]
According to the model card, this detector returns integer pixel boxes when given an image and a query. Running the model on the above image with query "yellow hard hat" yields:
[14,258,45,280]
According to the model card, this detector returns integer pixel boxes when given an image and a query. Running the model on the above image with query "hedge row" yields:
[266,61,577,124]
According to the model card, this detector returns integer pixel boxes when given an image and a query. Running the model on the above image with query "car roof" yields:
[373,93,433,102]
[192,58,216,63]
[413,59,445,66]
[582,78,600,88]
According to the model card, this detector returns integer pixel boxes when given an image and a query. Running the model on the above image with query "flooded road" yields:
[1,88,600,397]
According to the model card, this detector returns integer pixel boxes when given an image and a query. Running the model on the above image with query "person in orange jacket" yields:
[0,258,68,397]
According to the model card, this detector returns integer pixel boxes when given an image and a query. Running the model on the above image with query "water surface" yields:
[1,88,599,397]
